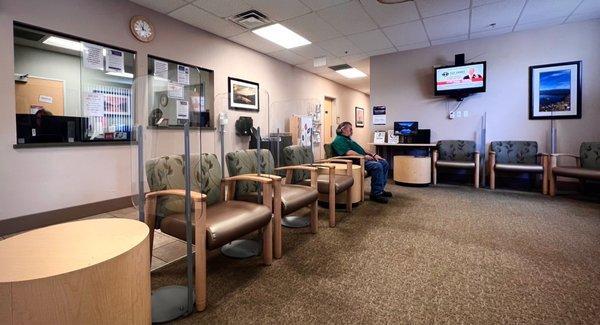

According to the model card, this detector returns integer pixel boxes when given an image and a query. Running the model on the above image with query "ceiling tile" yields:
[192,0,251,18]
[299,0,351,11]
[471,0,525,33]
[519,0,580,24]
[469,26,512,39]
[382,20,429,47]
[130,0,188,13]
[514,16,566,31]
[296,60,334,74]
[342,53,369,63]
[423,9,469,40]
[244,0,311,21]
[229,31,284,53]
[291,44,331,59]
[472,0,504,7]
[347,29,393,52]
[395,41,430,52]
[366,47,397,57]
[430,34,468,46]
[169,4,246,38]
[414,0,470,18]
[317,37,364,57]
[567,0,600,22]
[316,1,378,35]
[284,13,342,43]
[269,49,306,65]
[359,0,420,28]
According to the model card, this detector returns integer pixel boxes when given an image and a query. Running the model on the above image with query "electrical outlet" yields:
[449,112,455,119]
[463,110,469,117]
[456,111,462,118]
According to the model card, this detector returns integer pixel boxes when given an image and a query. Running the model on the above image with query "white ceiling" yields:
[131,0,600,94]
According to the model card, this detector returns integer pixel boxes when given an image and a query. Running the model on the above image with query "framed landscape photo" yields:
[529,61,581,120]
[355,107,364,127]
[228,77,259,111]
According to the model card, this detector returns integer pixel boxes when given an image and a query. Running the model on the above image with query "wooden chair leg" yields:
[262,219,273,266]
[195,201,207,312]
[273,206,282,259]
[490,167,495,190]
[542,157,548,195]
[329,191,336,227]
[549,173,557,196]
[346,189,352,213]
[432,164,437,185]
[143,196,157,261]
[474,153,480,189]
[310,201,318,234]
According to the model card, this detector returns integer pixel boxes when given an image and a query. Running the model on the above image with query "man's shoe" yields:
[370,195,389,204]
[382,191,393,197]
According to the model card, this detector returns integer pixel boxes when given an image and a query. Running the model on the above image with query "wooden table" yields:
[317,162,363,204]
[0,218,151,324]
[393,155,432,185]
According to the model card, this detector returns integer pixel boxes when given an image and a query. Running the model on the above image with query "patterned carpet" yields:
[151,184,600,324]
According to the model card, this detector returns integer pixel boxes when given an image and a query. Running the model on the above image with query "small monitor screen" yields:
[435,62,486,95]
[394,121,418,136]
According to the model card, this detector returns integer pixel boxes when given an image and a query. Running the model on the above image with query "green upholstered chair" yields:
[226,149,319,259]
[144,153,274,311]
[432,140,480,188]
[550,142,600,196]
[283,145,354,227]
[489,141,548,194]
[324,143,368,202]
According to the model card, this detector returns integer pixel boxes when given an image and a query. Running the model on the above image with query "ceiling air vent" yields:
[229,10,272,30]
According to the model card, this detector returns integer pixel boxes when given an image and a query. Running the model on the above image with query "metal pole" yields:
[551,119,557,154]
[220,123,225,176]
[481,113,487,188]
[183,121,194,314]
[137,125,144,222]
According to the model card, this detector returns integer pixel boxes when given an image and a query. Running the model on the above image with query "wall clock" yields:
[130,16,154,43]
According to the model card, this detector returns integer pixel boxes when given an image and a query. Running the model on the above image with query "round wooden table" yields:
[393,155,432,185]
[0,218,150,324]
[317,163,363,204]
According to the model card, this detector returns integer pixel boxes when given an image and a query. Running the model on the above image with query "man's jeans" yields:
[365,159,389,196]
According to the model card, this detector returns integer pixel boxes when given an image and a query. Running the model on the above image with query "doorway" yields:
[323,97,335,144]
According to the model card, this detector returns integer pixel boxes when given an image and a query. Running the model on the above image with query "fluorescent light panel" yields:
[335,68,367,78]
[252,23,311,49]
[42,36,82,51]
[106,71,134,79]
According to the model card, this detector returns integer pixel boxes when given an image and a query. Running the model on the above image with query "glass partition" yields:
[13,23,135,146]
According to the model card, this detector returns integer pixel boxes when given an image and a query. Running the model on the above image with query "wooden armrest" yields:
[551,153,580,158]
[333,155,365,161]
[321,158,353,164]
[537,152,549,156]
[222,174,274,184]
[305,163,334,170]
[489,150,496,155]
[145,189,206,202]
[274,165,318,172]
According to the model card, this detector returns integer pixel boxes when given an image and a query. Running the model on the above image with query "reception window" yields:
[13,23,136,147]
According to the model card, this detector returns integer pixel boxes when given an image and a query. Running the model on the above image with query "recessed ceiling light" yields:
[252,23,311,49]
[329,64,367,79]
[42,36,82,51]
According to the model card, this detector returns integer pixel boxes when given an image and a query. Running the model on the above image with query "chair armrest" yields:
[274,165,318,172]
[222,174,274,184]
[319,159,353,175]
[333,155,365,162]
[145,189,206,202]
[550,153,581,168]
[551,153,580,158]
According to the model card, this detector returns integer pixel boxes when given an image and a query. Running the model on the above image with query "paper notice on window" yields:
[177,65,190,85]
[177,100,189,120]
[154,59,169,80]
[191,95,200,112]
[84,92,104,117]
[373,106,386,125]
[38,95,53,104]
[105,49,125,73]
[82,42,104,71]
[168,82,184,99]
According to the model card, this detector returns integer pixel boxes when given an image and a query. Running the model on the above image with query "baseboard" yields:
[0,196,133,236]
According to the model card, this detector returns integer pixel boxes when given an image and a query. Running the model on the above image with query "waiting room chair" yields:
[324,143,367,202]
[283,145,354,227]
[489,141,549,194]
[549,142,600,196]
[433,140,480,188]
[226,149,319,259]
[144,153,274,312]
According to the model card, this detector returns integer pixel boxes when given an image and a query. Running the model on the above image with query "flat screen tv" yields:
[434,61,486,97]
[394,121,418,136]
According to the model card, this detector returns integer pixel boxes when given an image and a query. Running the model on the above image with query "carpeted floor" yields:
[151,184,600,324]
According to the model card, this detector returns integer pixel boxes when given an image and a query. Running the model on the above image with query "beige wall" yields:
[371,20,599,156]
[0,0,370,220]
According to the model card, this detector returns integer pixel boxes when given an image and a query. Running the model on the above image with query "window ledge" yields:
[13,141,136,149]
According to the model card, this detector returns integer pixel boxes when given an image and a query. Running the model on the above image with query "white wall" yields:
[0,0,370,220]
[371,20,600,156]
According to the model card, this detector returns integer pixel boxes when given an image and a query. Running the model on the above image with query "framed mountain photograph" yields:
[529,61,581,120]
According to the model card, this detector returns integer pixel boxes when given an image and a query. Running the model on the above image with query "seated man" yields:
[331,121,391,204]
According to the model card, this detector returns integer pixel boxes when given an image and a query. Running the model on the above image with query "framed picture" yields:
[355,107,364,127]
[529,61,581,120]
[228,77,259,111]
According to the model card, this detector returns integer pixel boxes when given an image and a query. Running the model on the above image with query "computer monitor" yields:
[394,121,418,136]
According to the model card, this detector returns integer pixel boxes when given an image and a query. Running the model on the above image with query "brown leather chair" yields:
[226,149,319,259]
[283,145,354,227]
[433,140,480,188]
[489,141,549,194]
[324,143,367,202]
[549,142,600,196]
[144,153,274,312]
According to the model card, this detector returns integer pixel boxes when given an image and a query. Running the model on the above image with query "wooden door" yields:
[323,97,334,144]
